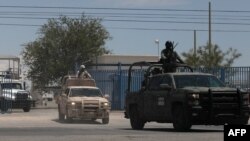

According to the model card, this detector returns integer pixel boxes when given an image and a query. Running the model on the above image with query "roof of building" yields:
[0,55,20,61]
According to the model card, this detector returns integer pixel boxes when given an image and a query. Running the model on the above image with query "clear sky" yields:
[0,0,250,66]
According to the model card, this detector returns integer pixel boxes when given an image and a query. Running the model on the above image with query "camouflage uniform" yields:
[160,41,184,73]
[77,65,92,78]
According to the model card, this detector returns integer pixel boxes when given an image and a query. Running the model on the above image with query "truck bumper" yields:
[0,99,31,109]
[190,105,250,125]
[68,109,110,119]
[12,100,32,108]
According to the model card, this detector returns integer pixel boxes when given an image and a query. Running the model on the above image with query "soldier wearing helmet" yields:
[77,65,92,78]
[160,41,184,73]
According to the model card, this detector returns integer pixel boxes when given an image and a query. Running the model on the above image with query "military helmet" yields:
[80,65,86,69]
[165,41,173,51]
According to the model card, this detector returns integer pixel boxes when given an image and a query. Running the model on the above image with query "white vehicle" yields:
[0,79,32,112]
[42,91,54,101]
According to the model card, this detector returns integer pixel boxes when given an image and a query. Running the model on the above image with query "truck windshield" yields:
[174,75,225,88]
[69,88,103,97]
[1,83,22,89]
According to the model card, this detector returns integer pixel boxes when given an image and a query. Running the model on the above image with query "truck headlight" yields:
[190,93,199,99]
[188,93,200,105]
[103,102,109,106]
[71,102,76,106]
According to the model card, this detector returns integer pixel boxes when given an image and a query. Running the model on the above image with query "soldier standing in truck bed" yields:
[77,65,92,79]
[160,41,184,73]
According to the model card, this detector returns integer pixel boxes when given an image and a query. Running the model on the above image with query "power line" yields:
[2,11,250,19]
[0,23,41,27]
[1,16,250,26]
[0,22,249,33]
[2,15,250,21]
[108,27,250,32]
[103,19,250,26]
[0,5,208,12]
[1,11,250,22]
[0,6,250,31]
[1,5,250,13]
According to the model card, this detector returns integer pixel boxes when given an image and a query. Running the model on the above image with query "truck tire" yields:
[129,106,145,130]
[1,106,9,113]
[23,106,31,112]
[1,99,10,112]
[172,105,192,131]
[58,104,64,121]
[102,117,109,124]
[241,117,249,124]
[65,107,73,123]
[65,114,73,123]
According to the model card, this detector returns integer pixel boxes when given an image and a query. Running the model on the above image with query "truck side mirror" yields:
[23,82,26,90]
[104,94,110,101]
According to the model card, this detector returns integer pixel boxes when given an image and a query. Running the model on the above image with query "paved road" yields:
[0,108,244,141]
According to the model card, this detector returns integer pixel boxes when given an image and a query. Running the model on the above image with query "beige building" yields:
[92,54,159,70]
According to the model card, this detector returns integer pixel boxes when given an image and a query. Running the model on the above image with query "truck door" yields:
[144,75,172,120]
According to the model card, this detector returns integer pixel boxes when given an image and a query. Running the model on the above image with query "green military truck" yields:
[124,62,250,131]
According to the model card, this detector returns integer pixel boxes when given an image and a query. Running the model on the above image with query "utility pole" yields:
[194,30,196,57]
[208,2,212,56]
[194,30,197,67]
[208,2,212,67]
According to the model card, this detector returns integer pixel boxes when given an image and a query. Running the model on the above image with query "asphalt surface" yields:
[0,108,247,141]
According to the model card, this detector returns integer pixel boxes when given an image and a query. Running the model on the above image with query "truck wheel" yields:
[172,105,192,131]
[102,117,109,124]
[65,114,73,123]
[58,104,64,121]
[65,107,73,123]
[129,106,145,130]
[241,117,249,124]
[1,100,10,112]
[1,106,9,113]
[23,106,31,112]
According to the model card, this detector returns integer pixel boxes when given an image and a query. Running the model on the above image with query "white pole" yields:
[155,39,160,58]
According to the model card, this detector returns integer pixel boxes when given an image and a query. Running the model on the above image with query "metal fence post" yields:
[220,67,225,83]
[117,62,122,110]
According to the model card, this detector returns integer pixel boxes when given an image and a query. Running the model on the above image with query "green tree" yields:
[182,43,241,68]
[22,15,111,88]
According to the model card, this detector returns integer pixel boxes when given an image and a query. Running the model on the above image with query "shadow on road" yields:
[120,127,223,133]
[1,110,26,114]
[52,118,102,125]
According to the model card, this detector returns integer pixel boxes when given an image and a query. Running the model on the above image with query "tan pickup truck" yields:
[56,75,110,124]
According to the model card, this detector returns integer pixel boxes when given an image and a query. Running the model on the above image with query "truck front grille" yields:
[83,100,99,111]
[74,100,100,112]
[200,90,240,115]
[16,93,28,100]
